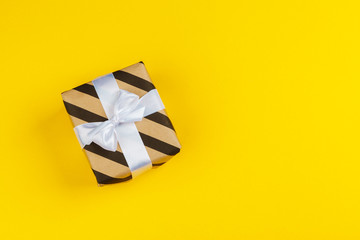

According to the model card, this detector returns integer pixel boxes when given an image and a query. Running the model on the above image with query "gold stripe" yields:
[84,150,131,178]
[145,147,173,164]
[64,90,107,118]
[115,79,148,97]
[120,62,153,83]
[152,155,173,166]
[136,118,181,148]
[69,114,85,127]
[62,89,106,119]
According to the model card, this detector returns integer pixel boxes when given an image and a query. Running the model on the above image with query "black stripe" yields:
[152,162,166,166]
[64,101,180,156]
[139,132,180,156]
[92,169,132,184]
[145,112,175,131]
[84,142,128,167]
[74,83,99,98]
[63,101,107,122]
[112,70,155,92]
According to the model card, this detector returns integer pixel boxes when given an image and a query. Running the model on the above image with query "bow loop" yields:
[74,89,163,152]
[74,120,118,151]
[113,90,140,120]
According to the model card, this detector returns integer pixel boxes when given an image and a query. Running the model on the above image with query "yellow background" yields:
[1,0,360,239]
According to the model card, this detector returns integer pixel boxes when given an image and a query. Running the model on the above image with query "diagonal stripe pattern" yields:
[61,62,181,185]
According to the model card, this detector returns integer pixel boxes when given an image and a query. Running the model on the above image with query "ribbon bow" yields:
[75,90,142,151]
[73,73,165,177]
[75,88,165,152]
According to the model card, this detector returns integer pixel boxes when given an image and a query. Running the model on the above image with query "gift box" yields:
[61,62,181,185]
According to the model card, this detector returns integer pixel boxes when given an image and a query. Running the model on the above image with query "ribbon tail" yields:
[74,121,118,152]
[121,107,145,123]
[114,122,152,177]
[74,122,102,148]
[137,89,165,117]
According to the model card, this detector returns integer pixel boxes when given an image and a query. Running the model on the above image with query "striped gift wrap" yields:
[61,62,181,185]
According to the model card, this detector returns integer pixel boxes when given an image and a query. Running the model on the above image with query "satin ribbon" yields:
[74,73,165,177]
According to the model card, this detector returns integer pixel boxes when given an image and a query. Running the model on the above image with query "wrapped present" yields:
[61,62,181,185]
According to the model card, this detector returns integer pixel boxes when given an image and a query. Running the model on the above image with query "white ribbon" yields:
[74,73,165,177]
